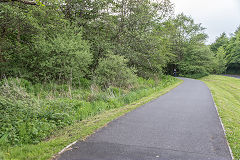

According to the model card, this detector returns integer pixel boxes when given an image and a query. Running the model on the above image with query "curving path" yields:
[58,78,232,160]
[224,74,240,79]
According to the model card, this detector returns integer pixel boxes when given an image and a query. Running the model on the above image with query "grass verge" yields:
[200,75,240,159]
[1,79,182,160]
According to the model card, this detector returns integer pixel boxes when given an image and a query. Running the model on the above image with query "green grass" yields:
[0,76,179,148]
[0,77,182,160]
[200,75,240,159]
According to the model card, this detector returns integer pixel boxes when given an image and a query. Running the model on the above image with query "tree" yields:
[178,45,214,77]
[158,13,213,76]
[112,0,174,78]
[210,32,229,53]
[0,1,82,81]
[225,28,240,74]
[214,46,227,74]
[32,27,92,82]
[211,26,240,74]
[227,29,240,64]
[94,54,137,88]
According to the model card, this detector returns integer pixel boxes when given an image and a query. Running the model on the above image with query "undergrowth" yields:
[0,76,178,152]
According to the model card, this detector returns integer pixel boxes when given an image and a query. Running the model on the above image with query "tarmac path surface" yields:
[58,78,232,160]
[224,74,240,79]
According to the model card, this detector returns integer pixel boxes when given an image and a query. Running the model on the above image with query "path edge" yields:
[208,88,234,160]
[53,80,184,159]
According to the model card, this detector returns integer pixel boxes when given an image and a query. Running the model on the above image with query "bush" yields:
[94,54,137,88]
[0,25,92,83]
[0,79,75,146]
[32,27,92,82]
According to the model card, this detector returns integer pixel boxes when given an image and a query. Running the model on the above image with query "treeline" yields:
[210,27,240,74]
[0,0,224,86]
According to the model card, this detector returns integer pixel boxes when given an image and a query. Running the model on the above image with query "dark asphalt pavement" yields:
[58,78,232,160]
[223,74,240,79]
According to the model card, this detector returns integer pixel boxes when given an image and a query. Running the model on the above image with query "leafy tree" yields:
[178,45,214,77]
[61,0,174,78]
[32,27,92,82]
[94,54,137,88]
[225,27,240,74]
[210,32,229,53]
[211,26,240,74]
[214,46,227,74]
[226,29,240,64]
[159,13,214,76]
[112,0,174,78]
[0,1,89,82]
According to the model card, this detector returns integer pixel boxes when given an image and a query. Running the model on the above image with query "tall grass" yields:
[0,76,178,149]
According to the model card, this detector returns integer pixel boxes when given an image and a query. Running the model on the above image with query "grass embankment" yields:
[200,75,240,159]
[0,76,182,160]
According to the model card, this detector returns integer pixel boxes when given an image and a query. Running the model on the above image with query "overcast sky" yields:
[171,0,240,44]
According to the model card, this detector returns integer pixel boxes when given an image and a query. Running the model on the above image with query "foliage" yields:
[0,1,68,79]
[210,27,240,74]
[157,13,215,77]
[1,0,226,81]
[32,27,92,82]
[213,46,227,74]
[210,32,229,53]
[94,54,137,88]
[64,0,174,78]
[226,29,240,64]
[178,45,214,77]
[1,78,182,160]
[0,76,179,148]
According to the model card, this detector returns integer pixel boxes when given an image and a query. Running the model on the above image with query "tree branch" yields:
[0,0,36,5]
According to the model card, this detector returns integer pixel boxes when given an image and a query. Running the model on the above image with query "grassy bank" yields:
[0,76,182,160]
[200,75,240,159]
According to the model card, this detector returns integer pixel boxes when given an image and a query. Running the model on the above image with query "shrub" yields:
[0,79,75,146]
[95,54,137,88]
[32,27,92,82]
[0,25,92,83]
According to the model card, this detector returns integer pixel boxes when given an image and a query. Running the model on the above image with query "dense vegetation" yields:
[210,28,240,74]
[1,77,181,160]
[0,0,239,157]
[1,0,227,81]
[201,75,240,159]
[0,75,178,146]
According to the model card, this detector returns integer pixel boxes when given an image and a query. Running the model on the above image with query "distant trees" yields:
[214,46,227,74]
[210,27,240,74]
[155,13,214,77]
[210,32,229,52]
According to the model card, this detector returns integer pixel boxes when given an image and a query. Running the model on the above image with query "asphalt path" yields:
[58,78,232,160]
[223,74,240,79]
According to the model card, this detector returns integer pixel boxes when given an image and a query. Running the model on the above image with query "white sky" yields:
[171,0,240,44]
